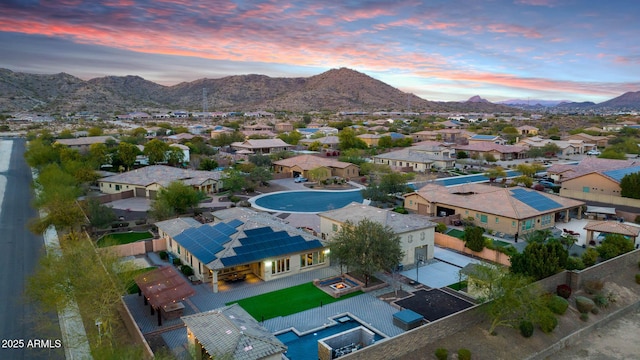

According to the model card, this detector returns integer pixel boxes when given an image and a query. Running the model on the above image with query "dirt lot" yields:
[398,261,640,360]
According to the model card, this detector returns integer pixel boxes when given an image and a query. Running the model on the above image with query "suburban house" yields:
[454,142,528,161]
[357,132,407,147]
[157,208,329,292]
[547,157,640,206]
[433,129,472,144]
[209,125,235,138]
[98,165,223,198]
[563,133,609,148]
[272,154,359,180]
[166,133,197,142]
[275,122,294,132]
[299,135,340,150]
[241,123,276,138]
[404,183,585,237]
[54,135,118,152]
[411,130,438,142]
[182,304,287,360]
[318,203,436,266]
[373,143,455,171]
[517,136,595,156]
[516,125,539,136]
[296,126,339,138]
[230,139,292,155]
[468,134,506,145]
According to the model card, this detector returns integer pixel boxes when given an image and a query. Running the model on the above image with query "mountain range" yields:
[0,67,638,114]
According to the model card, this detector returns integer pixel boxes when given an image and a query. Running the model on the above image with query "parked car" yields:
[586,149,601,156]
[294,176,308,183]
[538,180,556,188]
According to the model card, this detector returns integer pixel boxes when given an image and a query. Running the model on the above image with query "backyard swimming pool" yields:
[276,315,385,360]
[250,189,364,213]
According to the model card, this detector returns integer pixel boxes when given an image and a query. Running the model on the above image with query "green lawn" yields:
[97,231,153,248]
[446,228,466,239]
[447,280,468,291]
[120,267,156,294]
[226,282,363,321]
[491,239,511,247]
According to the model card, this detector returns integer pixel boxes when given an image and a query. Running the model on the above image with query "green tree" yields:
[166,146,185,166]
[527,147,545,159]
[198,158,219,171]
[87,126,103,136]
[116,142,139,171]
[307,141,322,151]
[338,148,367,166]
[277,131,302,145]
[379,172,413,195]
[541,143,561,157]
[456,151,468,159]
[599,148,626,159]
[484,166,507,183]
[24,138,60,169]
[510,241,568,280]
[309,167,331,182]
[512,175,533,188]
[377,136,394,149]
[338,127,368,150]
[248,154,272,168]
[463,226,485,252]
[58,129,74,139]
[222,169,248,192]
[211,131,245,147]
[330,218,404,287]
[89,143,109,169]
[483,153,497,163]
[144,139,170,165]
[620,172,640,199]
[597,234,634,260]
[248,166,272,186]
[84,198,116,230]
[153,181,205,215]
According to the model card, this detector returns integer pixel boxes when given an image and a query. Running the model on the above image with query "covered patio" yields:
[583,220,640,247]
[135,266,196,326]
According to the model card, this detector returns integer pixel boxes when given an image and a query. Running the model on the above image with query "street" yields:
[0,138,64,359]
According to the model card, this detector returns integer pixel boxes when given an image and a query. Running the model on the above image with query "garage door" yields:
[135,187,146,197]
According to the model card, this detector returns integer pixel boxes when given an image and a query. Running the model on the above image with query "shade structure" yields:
[135,266,195,309]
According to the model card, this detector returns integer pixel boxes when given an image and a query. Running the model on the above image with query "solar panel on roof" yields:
[602,166,640,182]
[510,188,562,212]
[226,219,244,228]
[243,227,274,237]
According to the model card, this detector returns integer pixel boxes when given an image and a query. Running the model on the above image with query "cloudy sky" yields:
[1,0,638,102]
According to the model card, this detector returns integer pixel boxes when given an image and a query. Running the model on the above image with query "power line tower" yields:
[202,88,208,113]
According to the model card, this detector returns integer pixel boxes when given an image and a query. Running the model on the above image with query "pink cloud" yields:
[515,0,558,7]
[486,23,543,38]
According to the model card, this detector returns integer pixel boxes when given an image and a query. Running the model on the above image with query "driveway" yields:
[400,247,484,288]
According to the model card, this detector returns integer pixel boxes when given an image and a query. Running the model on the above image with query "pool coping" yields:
[249,188,367,214]
[273,311,389,339]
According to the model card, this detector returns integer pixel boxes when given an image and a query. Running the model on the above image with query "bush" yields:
[584,279,604,295]
[594,294,609,308]
[580,312,589,322]
[591,306,600,315]
[457,348,471,360]
[575,296,595,314]
[172,258,182,266]
[547,295,569,315]
[636,273,640,284]
[581,248,599,267]
[556,284,572,299]
[435,348,448,360]
[519,320,534,338]
[566,256,585,270]
[538,313,558,333]
[393,207,408,214]
[435,223,447,233]
[180,265,194,277]
[229,195,241,203]
[159,251,168,260]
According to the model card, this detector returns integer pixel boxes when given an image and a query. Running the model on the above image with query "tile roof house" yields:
[373,143,455,171]
[272,154,359,180]
[547,157,640,206]
[563,133,609,148]
[231,139,292,155]
[516,125,539,136]
[404,183,585,236]
[468,134,506,145]
[299,135,340,150]
[319,203,436,266]
[454,142,528,161]
[156,208,328,293]
[98,165,223,198]
[182,304,287,360]
[55,135,118,152]
[517,136,594,156]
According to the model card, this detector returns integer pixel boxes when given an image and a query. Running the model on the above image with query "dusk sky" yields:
[1,0,639,103]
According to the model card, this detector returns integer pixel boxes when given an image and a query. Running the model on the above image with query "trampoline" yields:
[250,189,364,213]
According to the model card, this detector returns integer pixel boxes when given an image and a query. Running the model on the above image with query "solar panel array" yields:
[602,165,640,182]
[510,188,562,212]
[221,226,324,267]
[174,220,243,264]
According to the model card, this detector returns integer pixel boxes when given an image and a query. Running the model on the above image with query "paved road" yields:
[0,138,64,359]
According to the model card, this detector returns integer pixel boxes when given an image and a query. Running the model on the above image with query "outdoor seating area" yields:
[315,275,364,298]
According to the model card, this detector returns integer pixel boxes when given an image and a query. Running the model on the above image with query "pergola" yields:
[135,266,195,326]
[583,221,640,247]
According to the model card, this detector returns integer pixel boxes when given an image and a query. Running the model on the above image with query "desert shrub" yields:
[172,257,182,266]
[159,251,168,260]
[581,248,599,267]
[580,312,589,321]
[435,223,447,233]
[556,284,572,299]
[547,295,569,315]
[591,306,600,315]
[584,279,604,295]
[575,296,595,313]
[435,348,448,360]
[636,274,640,284]
[457,348,471,360]
[594,294,609,308]
[229,195,241,203]
[519,320,534,338]
[180,265,194,276]
[538,312,558,333]
[393,207,408,214]
[565,256,585,270]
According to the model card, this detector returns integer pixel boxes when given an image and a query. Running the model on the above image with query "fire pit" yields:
[330,282,352,291]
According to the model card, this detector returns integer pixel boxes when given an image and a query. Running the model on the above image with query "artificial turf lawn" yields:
[446,228,466,239]
[226,282,363,321]
[97,231,153,247]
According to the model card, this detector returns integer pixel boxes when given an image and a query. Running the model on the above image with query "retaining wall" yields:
[435,232,511,266]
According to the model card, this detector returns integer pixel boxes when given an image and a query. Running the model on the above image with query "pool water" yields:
[276,316,384,360]
[251,190,364,213]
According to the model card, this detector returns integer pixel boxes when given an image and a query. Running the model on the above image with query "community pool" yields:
[276,315,385,360]
[250,189,364,213]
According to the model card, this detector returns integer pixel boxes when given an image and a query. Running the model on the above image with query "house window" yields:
[115,184,121,191]
[480,214,488,224]
[512,221,516,227]
[109,184,112,188]
[177,245,181,254]
[495,217,499,224]
[541,214,552,226]
[271,258,290,274]
[583,187,590,193]
[300,251,326,268]
[521,219,535,231]
[409,200,413,205]
[332,224,338,232]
